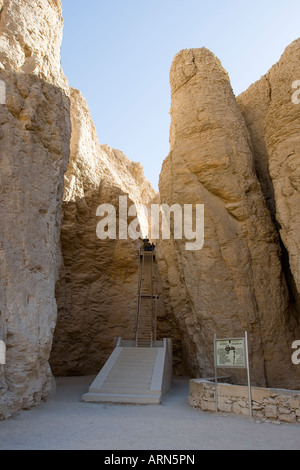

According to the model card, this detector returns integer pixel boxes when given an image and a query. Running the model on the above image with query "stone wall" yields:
[189,379,300,424]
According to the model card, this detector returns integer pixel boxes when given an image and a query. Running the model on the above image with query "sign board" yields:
[215,337,246,368]
[214,332,252,418]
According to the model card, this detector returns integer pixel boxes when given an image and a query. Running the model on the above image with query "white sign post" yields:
[214,332,252,418]
[0,340,6,365]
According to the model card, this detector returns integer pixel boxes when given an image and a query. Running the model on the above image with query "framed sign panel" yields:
[214,332,252,418]
[214,337,246,369]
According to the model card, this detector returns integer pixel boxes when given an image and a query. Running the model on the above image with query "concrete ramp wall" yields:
[82,338,172,405]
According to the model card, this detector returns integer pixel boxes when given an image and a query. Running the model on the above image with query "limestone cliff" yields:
[156,48,300,388]
[237,39,300,308]
[0,0,67,87]
[50,88,159,376]
[0,0,70,418]
[1,0,300,421]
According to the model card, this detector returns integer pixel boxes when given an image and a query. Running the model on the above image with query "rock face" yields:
[237,39,300,307]
[156,48,300,388]
[0,0,66,87]
[49,89,158,376]
[0,0,71,419]
[1,0,300,420]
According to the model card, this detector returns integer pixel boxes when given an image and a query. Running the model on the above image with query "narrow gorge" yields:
[0,0,299,419]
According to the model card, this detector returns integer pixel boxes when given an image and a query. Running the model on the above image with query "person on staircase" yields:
[142,236,155,252]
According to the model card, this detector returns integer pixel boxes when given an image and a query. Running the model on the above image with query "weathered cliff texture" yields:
[237,39,300,308]
[157,48,300,389]
[0,0,67,87]
[1,0,299,420]
[49,89,163,376]
[0,0,70,419]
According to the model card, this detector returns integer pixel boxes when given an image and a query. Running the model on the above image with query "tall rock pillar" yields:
[157,48,300,388]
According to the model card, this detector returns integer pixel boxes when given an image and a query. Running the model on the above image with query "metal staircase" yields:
[135,246,158,347]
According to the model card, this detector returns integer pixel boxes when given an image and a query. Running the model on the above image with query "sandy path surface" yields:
[0,376,299,450]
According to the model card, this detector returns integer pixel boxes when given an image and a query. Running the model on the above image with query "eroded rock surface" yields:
[0,0,66,87]
[156,48,300,388]
[50,89,159,376]
[1,0,300,421]
[0,0,70,419]
[237,39,300,303]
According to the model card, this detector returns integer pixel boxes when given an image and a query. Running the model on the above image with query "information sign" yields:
[214,332,252,418]
[215,338,246,368]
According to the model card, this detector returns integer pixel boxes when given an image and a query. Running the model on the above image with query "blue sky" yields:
[61,0,300,191]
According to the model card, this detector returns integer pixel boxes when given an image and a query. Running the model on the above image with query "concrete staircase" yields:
[82,338,172,405]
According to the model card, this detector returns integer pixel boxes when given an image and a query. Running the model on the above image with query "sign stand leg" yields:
[245,331,253,419]
[214,333,218,413]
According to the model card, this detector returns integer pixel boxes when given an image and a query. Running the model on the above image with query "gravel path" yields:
[0,376,299,450]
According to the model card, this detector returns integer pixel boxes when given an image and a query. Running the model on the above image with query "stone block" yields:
[265,404,277,419]
[278,413,296,424]
[218,402,232,413]
[252,387,271,402]
[232,402,241,414]
[238,400,247,408]
[278,406,291,415]
[201,399,216,412]
[218,384,248,399]
[289,399,300,410]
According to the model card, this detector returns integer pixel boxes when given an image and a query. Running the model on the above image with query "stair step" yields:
[118,353,157,357]
[104,377,149,385]
[119,354,155,358]
[101,382,151,389]
[82,392,161,405]
[108,372,154,378]
[109,365,154,371]
[113,363,155,368]
[121,349,156,353]
[116,360,155,364]
[100,388,153,395]
[102,380,152,388]
[115,360,156,365]
[107,374,153,381]
[119,354,154,358]
[107,372,153,379]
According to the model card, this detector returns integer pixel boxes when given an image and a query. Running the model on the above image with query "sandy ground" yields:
[0,376,299,450]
